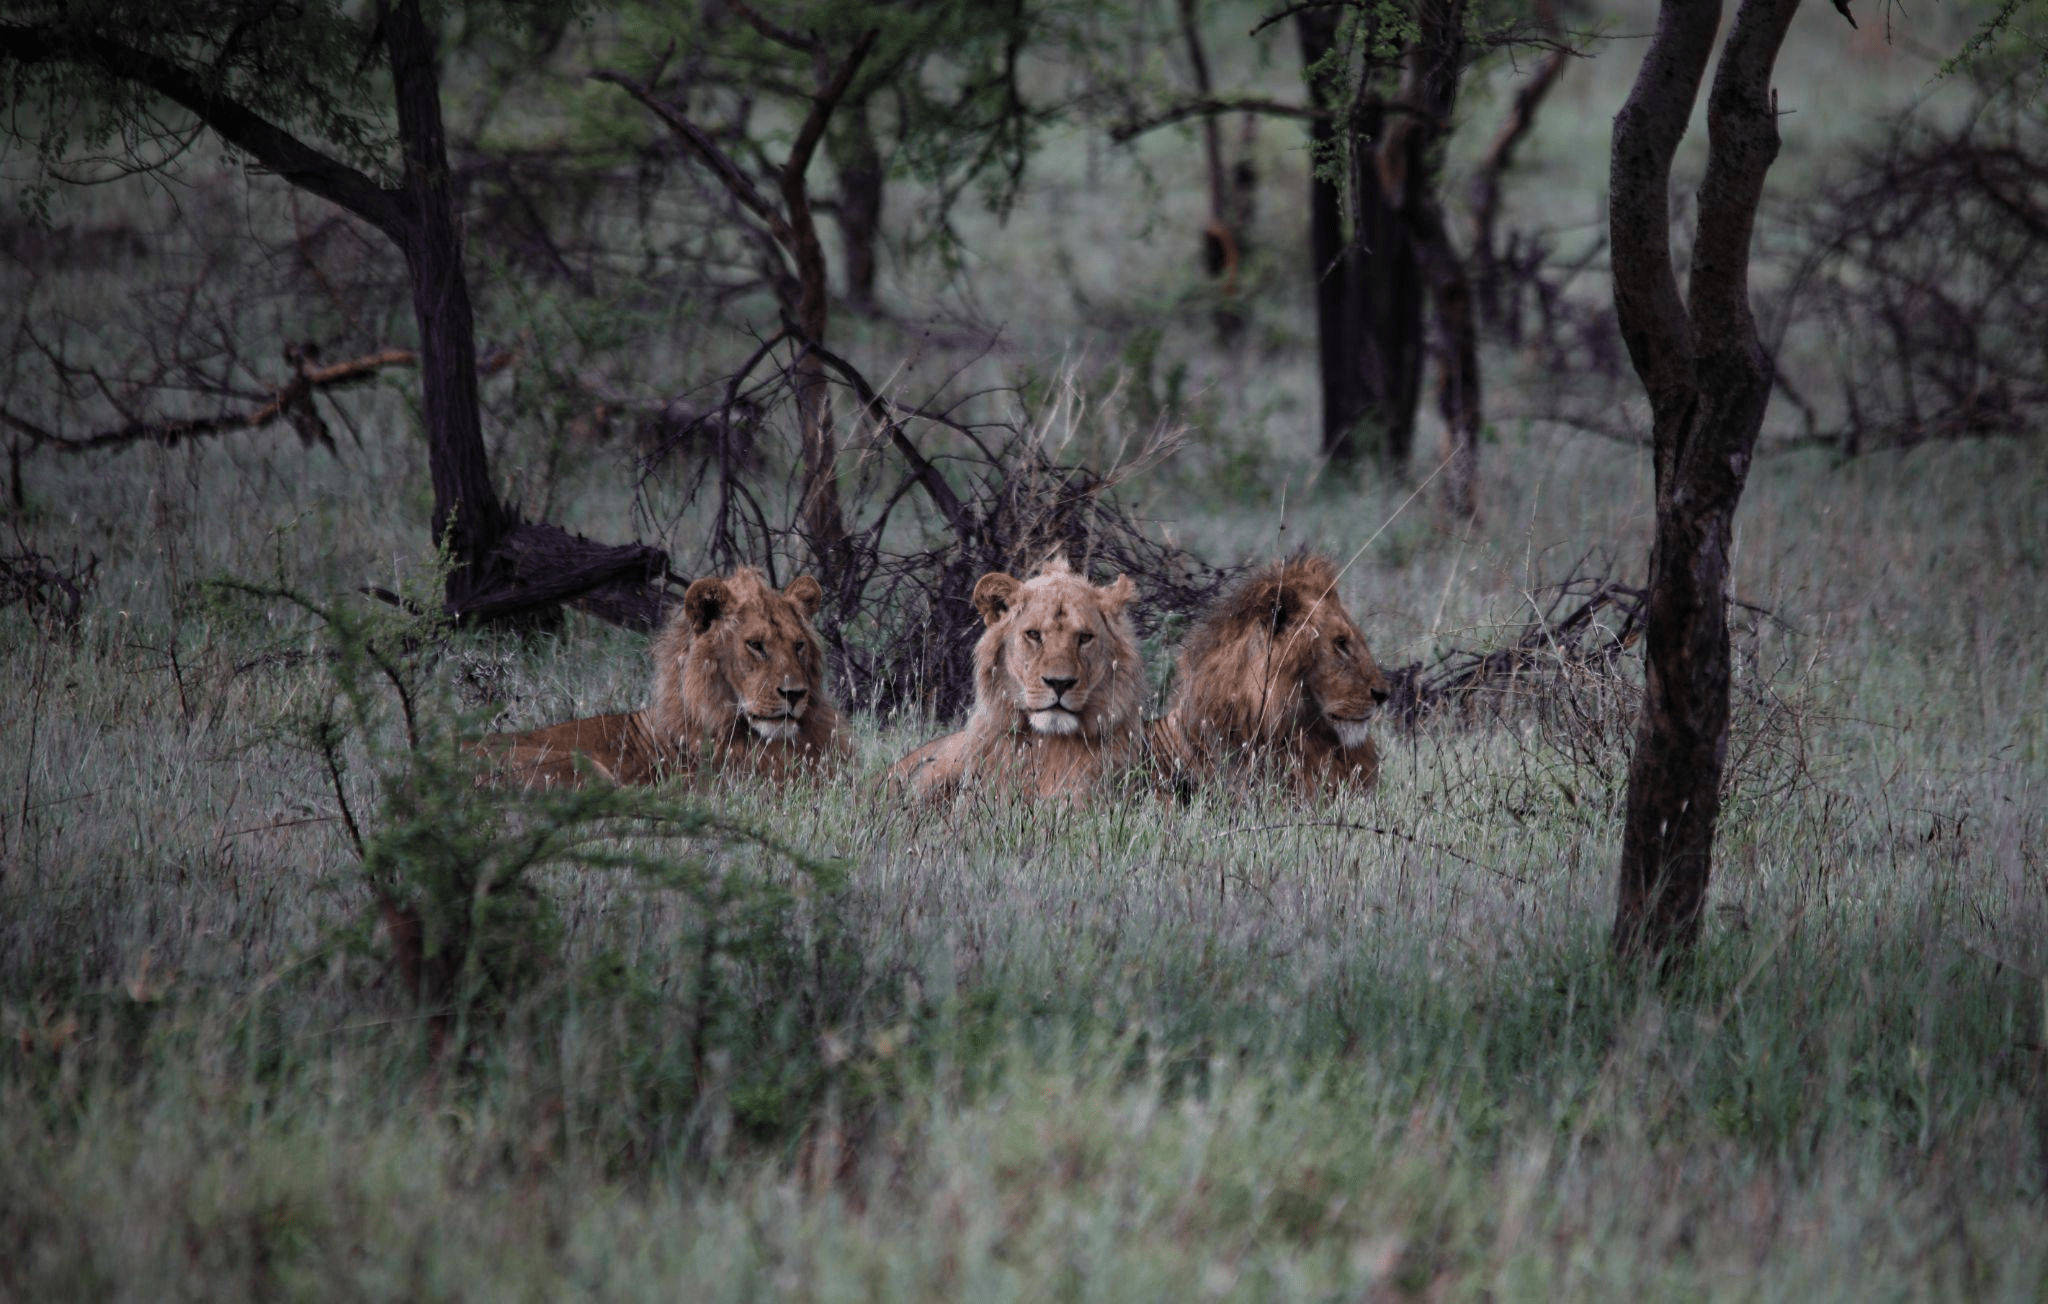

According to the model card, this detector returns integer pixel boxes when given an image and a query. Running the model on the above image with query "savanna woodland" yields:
[3,0,2046,1296]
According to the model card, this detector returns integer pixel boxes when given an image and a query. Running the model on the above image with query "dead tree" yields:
[1608,0,1854,965]
[598,24,878,592]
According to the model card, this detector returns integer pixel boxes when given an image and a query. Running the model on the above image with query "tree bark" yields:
[1468,0,1568,327]
[1406,0,1480,521]
[1,8,679,629]
[383,0,514,611]
[1609,0,1811,966]
[1297,11,1425,471]
[830,96,885,314]
[599,30,874,595]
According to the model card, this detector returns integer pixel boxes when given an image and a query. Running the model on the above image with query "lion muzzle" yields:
[1327,714,1376,750]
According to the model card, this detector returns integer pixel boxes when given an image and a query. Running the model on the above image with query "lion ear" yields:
[784,574,824,618]
[1097,573,1136,616]
[973,572,1022,626]
[683,576,730,633]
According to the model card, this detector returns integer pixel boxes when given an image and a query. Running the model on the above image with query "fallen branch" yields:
[1,347,425,454]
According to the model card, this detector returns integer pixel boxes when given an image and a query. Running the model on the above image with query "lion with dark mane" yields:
[478,568,847,788]
[1149,554,1390,796]
[890,555,1146,800]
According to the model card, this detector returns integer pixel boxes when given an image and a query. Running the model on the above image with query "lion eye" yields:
[794,640,806,655]
[1335,636,1352,657]
[746,639,767,658]
[1076,631,1094,646]
[1024,629,1042,644]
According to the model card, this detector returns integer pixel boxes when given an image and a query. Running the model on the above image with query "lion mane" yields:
[1149,553,1391,796]
[478,567,847,788]
[890,555,1147,800]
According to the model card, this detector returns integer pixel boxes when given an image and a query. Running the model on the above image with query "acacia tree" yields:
[1608,0,1854,963]
[0,0,668,626]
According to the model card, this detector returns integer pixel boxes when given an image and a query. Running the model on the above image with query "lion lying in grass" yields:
[477,568,848,788]
[1149,553,1390,796]
[890,555,1147,800]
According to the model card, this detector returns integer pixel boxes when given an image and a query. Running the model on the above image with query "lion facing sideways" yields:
[890,555,1147,800]
[1149,553,1391,796]
[477,568,848,789]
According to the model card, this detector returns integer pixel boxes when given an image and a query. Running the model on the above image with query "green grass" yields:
[4,5,2045,1297]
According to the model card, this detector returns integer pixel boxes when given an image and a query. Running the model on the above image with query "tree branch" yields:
[727,0,819,55]
[1607,2,1720,426]
[1688,0,1803,352]
[1108,96,1327,144]
[0,22,407,238]
[783,29,879,198]
[591,67,793,248]
[2,348,420,454]
[790,334,973,544]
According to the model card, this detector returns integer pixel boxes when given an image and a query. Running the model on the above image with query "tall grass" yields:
[4,7,2044,1296]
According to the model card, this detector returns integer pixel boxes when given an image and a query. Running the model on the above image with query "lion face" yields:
[973,557,1140,739]
[656,569,827,743]
[1163,554,1391,783]
[1284,583,1392,750]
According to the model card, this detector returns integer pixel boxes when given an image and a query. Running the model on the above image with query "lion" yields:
[1149,553,1391,796]
[890,555,1147,800]
[477,568,848,789]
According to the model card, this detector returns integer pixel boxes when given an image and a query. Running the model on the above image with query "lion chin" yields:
[1029,708,1082,736]
[748,715,800,742]
[1329,718,1374,750]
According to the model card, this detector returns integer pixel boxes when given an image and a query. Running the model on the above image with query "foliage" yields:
[204,564,843,1048]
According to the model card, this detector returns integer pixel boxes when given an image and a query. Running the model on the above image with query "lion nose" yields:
[1371,686,1390,705]
[1042,675,1077,697]
[780,685,808,706]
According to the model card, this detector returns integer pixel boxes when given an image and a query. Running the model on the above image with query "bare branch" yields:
[3,348,419,454]
[727,0,819,54]
[591,67,793,248]
[0,23,407,238]
[1108,96,1326,144]
[1607,2,1720,426]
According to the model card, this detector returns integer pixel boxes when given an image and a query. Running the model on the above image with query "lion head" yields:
[476,566,847,789]
[891,555,1147,799]
[645,568,842,762]
[971,556,1142,741]
[1154,554,1391,793]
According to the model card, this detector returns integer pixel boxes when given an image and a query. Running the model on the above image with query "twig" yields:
[1204,818,1532,886]
[1108,96,1326,143]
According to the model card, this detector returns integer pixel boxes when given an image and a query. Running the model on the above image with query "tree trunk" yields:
[1468,1,1567,328]
[1300,12,1360,461]
[830,97,885,314]
[1609,0,1813,966]
[1407,0,1479,521]
[384,0,515,613]
[1,10,677,630]
[1296,11,1424,471]
[784,158,850,594]
[1415,203,1482,521]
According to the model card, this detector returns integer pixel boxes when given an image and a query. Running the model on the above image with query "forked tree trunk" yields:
[1608,0,1832,965]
